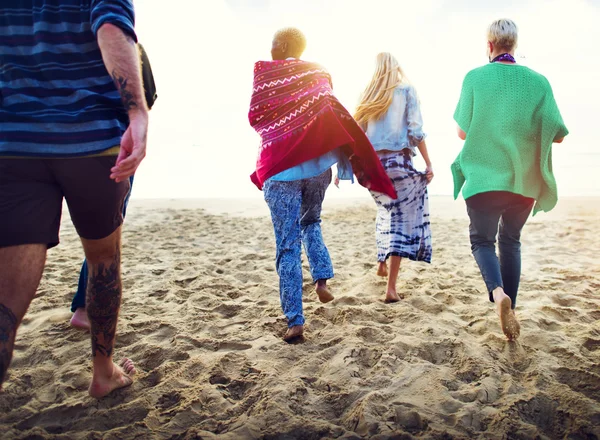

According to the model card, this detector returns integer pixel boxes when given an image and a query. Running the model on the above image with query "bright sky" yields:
[131,0,599,200]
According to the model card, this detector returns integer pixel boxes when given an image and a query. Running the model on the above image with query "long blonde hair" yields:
[354,52,408,127]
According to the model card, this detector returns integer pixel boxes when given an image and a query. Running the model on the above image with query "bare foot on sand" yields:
[493,289,520,341]
[377,262,388,277]
[283,325,304,343]
[89,358,136,399]
[316,283,334,303]
[70,307,90,331]
[384,288,403,303]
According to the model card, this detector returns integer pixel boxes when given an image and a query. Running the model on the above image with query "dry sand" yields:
[1,196,599,440]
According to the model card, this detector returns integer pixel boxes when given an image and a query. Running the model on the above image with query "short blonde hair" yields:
[273,27,307,57]
[487,19,518,51]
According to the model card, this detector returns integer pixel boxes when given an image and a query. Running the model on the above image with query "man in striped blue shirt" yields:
[0,0,148,398]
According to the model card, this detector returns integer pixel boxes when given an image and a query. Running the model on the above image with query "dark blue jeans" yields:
[71,175,134,312]
[466,191,535,309]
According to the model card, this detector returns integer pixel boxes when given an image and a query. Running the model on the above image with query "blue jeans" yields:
[71,175,134,312]
[466,191,535,309]
[263,169,334,327]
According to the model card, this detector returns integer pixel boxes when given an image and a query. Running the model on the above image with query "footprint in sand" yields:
[217,342,253,352]
[355,326,394,344]
[156,391,182,410]
[16,404,149,434]
[540,306,579,323]
[536,317,562,332]
[511,393,566,438]
[554,367,600,402]
[211,303,243,318]
[334,296,362,306]
[583,338,600,352]
[219,379,255,401]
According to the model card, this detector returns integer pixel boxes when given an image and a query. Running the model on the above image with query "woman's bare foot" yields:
[377,262,388,277]
[316,282,334,303]
[89,358,136,399]
[384,288,403,303]
[70,307,90,331]
[493,288,520,341]
[283,325,304,343]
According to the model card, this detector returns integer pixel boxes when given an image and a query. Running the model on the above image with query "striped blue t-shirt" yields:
[0,0,137,157]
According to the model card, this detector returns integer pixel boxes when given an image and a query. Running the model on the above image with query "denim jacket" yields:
[270,148,354,182]
[365,85,426,154]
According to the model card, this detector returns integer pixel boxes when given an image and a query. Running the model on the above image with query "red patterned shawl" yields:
[249,59,396,199]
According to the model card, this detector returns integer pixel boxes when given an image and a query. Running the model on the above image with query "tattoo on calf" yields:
[86,256,122,358]
[111,70,138,111]
[0,304,18,383]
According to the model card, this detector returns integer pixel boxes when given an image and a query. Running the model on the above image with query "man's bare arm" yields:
[97,23,148,182]
[97,23,146,114]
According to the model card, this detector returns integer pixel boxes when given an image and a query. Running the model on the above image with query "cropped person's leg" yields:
[300,169,334,303]
[70,175,134,330]
[371,193,392,276]
[81,229,135,398]
[466,201,504,299]
[54,156,135,397]
[0,245,46,389]
[466,192,520,340]
[385,256,402,302]
[498,196,534,309]
[264,178,304,341]
[370,153,398,279]
[0,159,62,389]
[70,260,90,329]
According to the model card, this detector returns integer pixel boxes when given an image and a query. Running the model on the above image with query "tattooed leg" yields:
[82,228,135,398]
[0,244,46,390]
[86,252,121,359]
[0,304,18,387]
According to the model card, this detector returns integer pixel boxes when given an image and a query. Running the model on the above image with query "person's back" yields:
[365,84,423,154]
[0,0,133,157]
[453,62,567,212]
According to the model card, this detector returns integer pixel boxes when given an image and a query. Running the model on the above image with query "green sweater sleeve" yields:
[549,93,569,141]
[533,78,569,215]
[451,72,474,199]
[454,73,474,133]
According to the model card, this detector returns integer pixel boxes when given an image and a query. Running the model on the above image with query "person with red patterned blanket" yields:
[249,27,396,342]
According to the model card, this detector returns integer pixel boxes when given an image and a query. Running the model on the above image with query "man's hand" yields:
[110,112,148,182]
[334,176,340,188]
[425,165,434,184]
[96,23,148,182]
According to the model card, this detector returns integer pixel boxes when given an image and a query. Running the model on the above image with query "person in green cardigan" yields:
[453,18,568,341]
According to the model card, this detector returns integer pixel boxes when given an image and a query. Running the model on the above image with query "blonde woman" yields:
[355,52,433,303]
[453,19,567,340]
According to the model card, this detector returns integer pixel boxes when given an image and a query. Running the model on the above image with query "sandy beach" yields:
[1,196,598,440]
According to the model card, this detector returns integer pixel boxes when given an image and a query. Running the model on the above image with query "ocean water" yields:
[132,139,599,201]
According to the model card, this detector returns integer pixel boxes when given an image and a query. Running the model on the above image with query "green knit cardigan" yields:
[452,63,568,214]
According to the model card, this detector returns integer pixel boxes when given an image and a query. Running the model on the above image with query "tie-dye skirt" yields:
[370,151,432,263]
